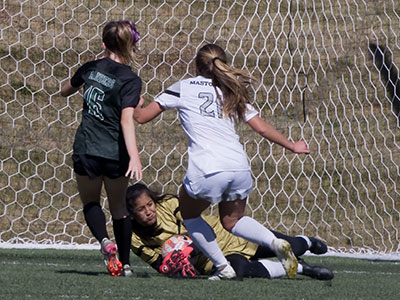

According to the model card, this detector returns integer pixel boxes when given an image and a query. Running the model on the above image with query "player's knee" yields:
[109,206,129,219]
[220,217,238,232]
[83,202,101,214]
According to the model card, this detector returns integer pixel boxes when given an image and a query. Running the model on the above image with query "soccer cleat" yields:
[107,256,123,276]
[208,262,236,280]
[100,238,123,276]
[299,259,334,280]
[309,237,328,255]
[271,238,298,279]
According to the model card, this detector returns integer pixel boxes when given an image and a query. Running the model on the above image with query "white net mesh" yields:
[1,0,399,257]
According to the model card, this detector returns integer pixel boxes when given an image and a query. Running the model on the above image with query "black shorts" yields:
[72,154,128,179]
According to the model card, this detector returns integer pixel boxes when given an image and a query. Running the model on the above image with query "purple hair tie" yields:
[122,21,141,44]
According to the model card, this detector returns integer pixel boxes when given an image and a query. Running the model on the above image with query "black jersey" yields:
[70,57,141,161]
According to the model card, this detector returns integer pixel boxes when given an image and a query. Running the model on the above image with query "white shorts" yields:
[183,171,253,204]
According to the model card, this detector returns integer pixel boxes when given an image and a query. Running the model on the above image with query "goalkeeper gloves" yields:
[159,248,197,278]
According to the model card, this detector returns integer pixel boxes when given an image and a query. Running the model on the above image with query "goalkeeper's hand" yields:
[159,248,197,278]
[178,259,197,277]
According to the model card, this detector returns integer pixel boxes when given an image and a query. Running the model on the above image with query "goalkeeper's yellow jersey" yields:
[130,195,258,275]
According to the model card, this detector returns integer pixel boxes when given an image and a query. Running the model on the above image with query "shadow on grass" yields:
[56,269,153,278]
[56,270,104,276]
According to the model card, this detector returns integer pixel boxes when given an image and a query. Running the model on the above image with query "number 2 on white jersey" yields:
[199,92,222,118]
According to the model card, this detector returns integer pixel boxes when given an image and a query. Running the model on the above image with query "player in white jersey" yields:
[134,43,310,280]
[156,78,257,182]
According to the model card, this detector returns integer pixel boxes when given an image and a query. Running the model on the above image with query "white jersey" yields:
[155,75,258,180]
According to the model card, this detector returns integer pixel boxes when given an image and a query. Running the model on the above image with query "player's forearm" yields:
[248,116,294,151]
[133,101,164,124]
[151,256,163,271]
[259,123,294,151]
[121,108,141,159]
[60,80,80,97]
[122,120,140,159]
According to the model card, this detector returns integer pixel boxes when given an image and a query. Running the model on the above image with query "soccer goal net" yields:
[1,1,399,258]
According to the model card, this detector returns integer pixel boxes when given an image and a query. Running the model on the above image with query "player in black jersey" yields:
[60,20,143,276]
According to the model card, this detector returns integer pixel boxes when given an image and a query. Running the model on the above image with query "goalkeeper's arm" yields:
[150,255,163,271]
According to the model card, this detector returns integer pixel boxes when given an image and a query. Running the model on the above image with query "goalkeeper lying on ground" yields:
[126,183,333,280]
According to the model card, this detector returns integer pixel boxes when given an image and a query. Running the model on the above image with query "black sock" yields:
[113,217,132,266]
[226,254,269,279]
[83,202,108,242]
[252,231,309,259]
[271,231,309,257]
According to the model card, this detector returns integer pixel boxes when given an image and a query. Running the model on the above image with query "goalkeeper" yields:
[126,183,333,280]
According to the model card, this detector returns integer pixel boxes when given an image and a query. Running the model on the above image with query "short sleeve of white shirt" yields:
[244,103,258,122]
[155,81,181,109]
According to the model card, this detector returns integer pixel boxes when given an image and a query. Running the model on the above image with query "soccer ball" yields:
[161,235,193,257]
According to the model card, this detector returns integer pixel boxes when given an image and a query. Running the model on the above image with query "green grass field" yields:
[1,248,399,300]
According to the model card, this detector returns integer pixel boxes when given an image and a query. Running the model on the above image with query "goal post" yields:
[0,0,399,258]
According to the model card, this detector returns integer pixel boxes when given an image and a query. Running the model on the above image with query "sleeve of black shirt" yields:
[120,76,142,109]
[70,63,88,88]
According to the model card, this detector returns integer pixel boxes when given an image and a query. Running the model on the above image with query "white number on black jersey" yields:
[84,86,105,120]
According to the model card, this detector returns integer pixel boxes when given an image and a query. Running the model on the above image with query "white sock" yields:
[297,262,303,273]
[259,260,286,278]
[183,217,228,268]
[259,259,303,278]
[231,216,276,248]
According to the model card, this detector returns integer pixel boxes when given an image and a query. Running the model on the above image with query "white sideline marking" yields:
[303,250,400,261]
[0,242,99,250]
[336,270,399,275]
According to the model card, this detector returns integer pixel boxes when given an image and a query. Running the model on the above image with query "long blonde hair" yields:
[102,20,141,67]
[195,44,254,123]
